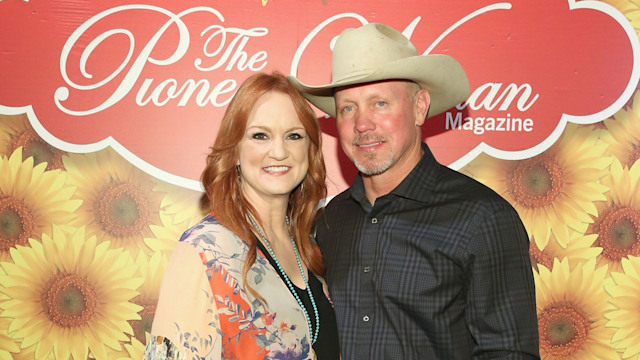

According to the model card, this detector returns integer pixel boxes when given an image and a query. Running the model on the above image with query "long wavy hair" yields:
[201,72,327,301]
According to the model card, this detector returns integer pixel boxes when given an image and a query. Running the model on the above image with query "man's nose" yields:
[354,109,375,133]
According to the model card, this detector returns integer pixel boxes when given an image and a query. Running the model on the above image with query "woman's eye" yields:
[287,132,304,140]
[251,132,268,140]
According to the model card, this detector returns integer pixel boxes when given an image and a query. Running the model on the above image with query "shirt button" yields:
[363,266,370,273]
[371,218,378,224]
[363,315,370,322]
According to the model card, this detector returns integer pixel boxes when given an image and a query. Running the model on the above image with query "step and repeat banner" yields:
[0,0,639,358]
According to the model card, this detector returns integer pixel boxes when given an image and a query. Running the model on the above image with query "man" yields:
[288,23,540,359]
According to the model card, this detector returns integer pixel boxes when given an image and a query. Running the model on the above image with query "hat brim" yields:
[288,54,469,119]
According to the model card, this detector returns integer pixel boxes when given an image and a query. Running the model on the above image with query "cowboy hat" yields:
[287,22,470,118]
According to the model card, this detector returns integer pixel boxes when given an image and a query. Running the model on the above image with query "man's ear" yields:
[414,89,430,127]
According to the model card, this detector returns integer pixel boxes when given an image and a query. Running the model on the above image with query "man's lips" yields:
[355,141,384,149]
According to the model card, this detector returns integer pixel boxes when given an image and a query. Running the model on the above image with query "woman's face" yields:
[237,91,310,203]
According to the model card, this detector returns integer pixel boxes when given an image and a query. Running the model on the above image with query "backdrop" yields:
[1,0,639,359]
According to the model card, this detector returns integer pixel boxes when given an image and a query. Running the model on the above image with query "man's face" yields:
[334,80,428,176]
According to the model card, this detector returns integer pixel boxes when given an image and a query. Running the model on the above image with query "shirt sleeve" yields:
[143,242,221,360]
[466,207,541,359]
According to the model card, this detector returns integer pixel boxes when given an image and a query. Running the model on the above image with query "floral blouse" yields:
[143,214,329,360]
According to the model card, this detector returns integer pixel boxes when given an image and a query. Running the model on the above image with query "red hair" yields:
[201,72,327,300]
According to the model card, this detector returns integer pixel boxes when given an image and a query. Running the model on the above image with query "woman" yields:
[144,72,339,359]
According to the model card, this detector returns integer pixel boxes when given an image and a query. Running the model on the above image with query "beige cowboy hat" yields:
[288,22,470,118]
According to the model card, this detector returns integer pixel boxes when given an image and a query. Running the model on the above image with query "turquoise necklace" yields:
[247,213,320,344]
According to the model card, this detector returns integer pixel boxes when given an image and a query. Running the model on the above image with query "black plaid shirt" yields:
[316,143,540,359]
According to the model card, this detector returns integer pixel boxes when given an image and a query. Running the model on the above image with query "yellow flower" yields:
[0,147,81,262]
[586,158,640,275]
[63,148,165,254]
[0,315,20,359]
[535,258,618,359]
[130,251,168,344]
[0,277,20,359]
[0,226,144,360]
[153,180,207,227]
[0,113,65,171]
[121,334,147,360]
[601,90,640,168]
[10,346,55,360]
[144,212,194,254]
[529,231,602,272]
[462,123,611,249]
[605,255,640,359]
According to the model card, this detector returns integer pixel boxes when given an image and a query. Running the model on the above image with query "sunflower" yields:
[0,315,20,359]
[0,225,143,360]
[0,147,81,262]
[0,113,66,171]
[601,90,640,168]
[144,211,194,254]
[63,148,166,254]
[585,158,640,275]
[529,231,602,272]
[535,257,618,359]
[10,346,55,360]
[97,332,149,360]
[0,277,20,359]
[605,255,640,359]
[129,250,168,345]
[153,180,207,227]
[121,334,147,360]
[462,123,611,249]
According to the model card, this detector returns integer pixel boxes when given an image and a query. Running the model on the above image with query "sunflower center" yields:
[11,130,64,170]
[0,196,34,250]
[42,273,97,328]
[96,182,149,238]
[131,303,157,343]
[508,156,563,208]
[595,206,640,261]
[539,301,589,356]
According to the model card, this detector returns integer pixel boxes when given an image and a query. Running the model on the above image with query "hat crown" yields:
[332,23,419,84]
[287,22,469,119]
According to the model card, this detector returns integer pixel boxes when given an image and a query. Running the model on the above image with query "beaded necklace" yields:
[247,213,320,344]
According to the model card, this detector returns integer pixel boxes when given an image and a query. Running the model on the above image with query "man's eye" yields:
[376,101,387,107]
[251,132,268,140]
[340,105,353,113]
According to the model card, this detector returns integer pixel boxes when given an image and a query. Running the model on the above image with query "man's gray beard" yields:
[353,152,395,176]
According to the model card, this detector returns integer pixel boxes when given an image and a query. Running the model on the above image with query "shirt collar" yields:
[349,143,440,205]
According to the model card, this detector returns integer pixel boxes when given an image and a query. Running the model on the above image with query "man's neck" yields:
[361,151,422,205]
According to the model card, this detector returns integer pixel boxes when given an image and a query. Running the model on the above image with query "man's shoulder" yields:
[316,188,355,232]
[321,188,357,217]
[431,166,518,215]
[324,188,352,207]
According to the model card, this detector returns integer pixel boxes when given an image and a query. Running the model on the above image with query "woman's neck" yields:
[247,197,290,245]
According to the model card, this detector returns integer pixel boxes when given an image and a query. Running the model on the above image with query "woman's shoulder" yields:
[178,213,240,251]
